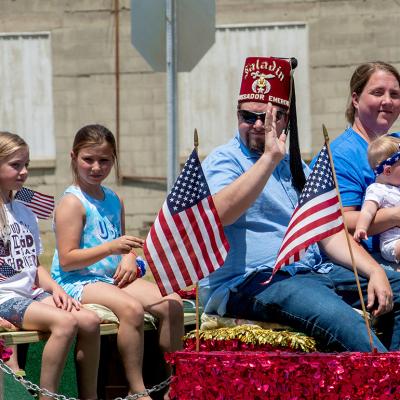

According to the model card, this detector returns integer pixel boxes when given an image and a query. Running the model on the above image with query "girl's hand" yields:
[108,235,144,255]
[354,228,368,242]
[52,286,81,312]
[0,317,18,331]
[113,253,137,288]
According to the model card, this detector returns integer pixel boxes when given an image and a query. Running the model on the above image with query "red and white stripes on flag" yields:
[271,145,344,276]
[143,149,230,297]
[14,187,55,220]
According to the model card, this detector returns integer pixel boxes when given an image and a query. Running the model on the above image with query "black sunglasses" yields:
[238,109,286,125]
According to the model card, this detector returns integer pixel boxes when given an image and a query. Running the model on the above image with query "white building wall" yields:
[0,32,55,161]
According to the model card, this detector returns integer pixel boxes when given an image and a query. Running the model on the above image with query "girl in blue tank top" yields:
[51,124,183,399]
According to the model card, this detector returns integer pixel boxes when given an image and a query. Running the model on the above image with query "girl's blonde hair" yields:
[367,135,400,170]
[71,124,119,183]
[0,132,28,241]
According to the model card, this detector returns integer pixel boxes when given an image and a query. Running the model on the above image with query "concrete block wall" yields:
[2,0,167,235]
[217,0,400,153]
[2,0,400,234]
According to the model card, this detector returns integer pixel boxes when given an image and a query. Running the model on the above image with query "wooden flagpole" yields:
[323,124,375,352]
[193,128,201,352]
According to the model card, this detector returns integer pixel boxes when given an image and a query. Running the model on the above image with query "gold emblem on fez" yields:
[251,72,275,94]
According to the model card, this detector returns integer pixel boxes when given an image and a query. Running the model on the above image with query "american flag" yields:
[0,263,17,282]
[271,145,344,275]
[14,187,55,220]
[143,149,230,296]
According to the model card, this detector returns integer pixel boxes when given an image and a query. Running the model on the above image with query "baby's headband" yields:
[374,150,400,176]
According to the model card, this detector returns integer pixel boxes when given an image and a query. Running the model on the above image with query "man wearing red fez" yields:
[199,56,400,352]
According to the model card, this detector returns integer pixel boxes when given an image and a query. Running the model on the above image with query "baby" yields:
[354,135,400,263]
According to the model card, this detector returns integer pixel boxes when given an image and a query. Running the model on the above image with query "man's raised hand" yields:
[263,102,287,163]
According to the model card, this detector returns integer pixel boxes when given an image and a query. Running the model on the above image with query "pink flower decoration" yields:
[166,351,400,399]
[0,339,12,362]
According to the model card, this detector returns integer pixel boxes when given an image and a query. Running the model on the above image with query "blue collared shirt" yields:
[199,133,333,316]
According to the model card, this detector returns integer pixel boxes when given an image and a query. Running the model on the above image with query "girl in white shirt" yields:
[0,131,100,400]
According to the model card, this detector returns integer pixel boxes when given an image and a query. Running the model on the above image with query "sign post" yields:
[131,0,215,188]
[166,0,178,190]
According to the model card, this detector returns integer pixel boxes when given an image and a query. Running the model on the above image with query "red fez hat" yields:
[238,56,306,193]
[238,57,293,109]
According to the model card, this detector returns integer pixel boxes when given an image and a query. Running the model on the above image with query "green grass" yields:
[39,231,56,272]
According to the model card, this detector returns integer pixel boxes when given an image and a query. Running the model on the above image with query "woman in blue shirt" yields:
[324,62,400,258]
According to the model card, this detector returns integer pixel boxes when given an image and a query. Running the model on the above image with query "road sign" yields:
[131,0,215,72]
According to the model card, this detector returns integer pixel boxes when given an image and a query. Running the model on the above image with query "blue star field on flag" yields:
[271,143,344,275]
[167,150,210,214]
[299,145,335,206]
[0,264,17,282]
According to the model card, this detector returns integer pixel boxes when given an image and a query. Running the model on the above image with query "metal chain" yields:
[114,376,173,400]
[0,359,172,400]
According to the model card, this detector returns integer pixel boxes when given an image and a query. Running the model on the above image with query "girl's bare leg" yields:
[22,301,78,400]
[70,306,100,400]
[82,282,152,399]
[122,279,183,400]
[122,279,184,353]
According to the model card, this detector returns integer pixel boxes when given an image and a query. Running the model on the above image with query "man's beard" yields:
[246,132,264,154]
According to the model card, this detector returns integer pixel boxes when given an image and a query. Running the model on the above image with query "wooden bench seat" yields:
[0,311,198,346]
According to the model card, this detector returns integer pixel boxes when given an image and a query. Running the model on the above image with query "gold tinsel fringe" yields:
[184,324,317,353]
